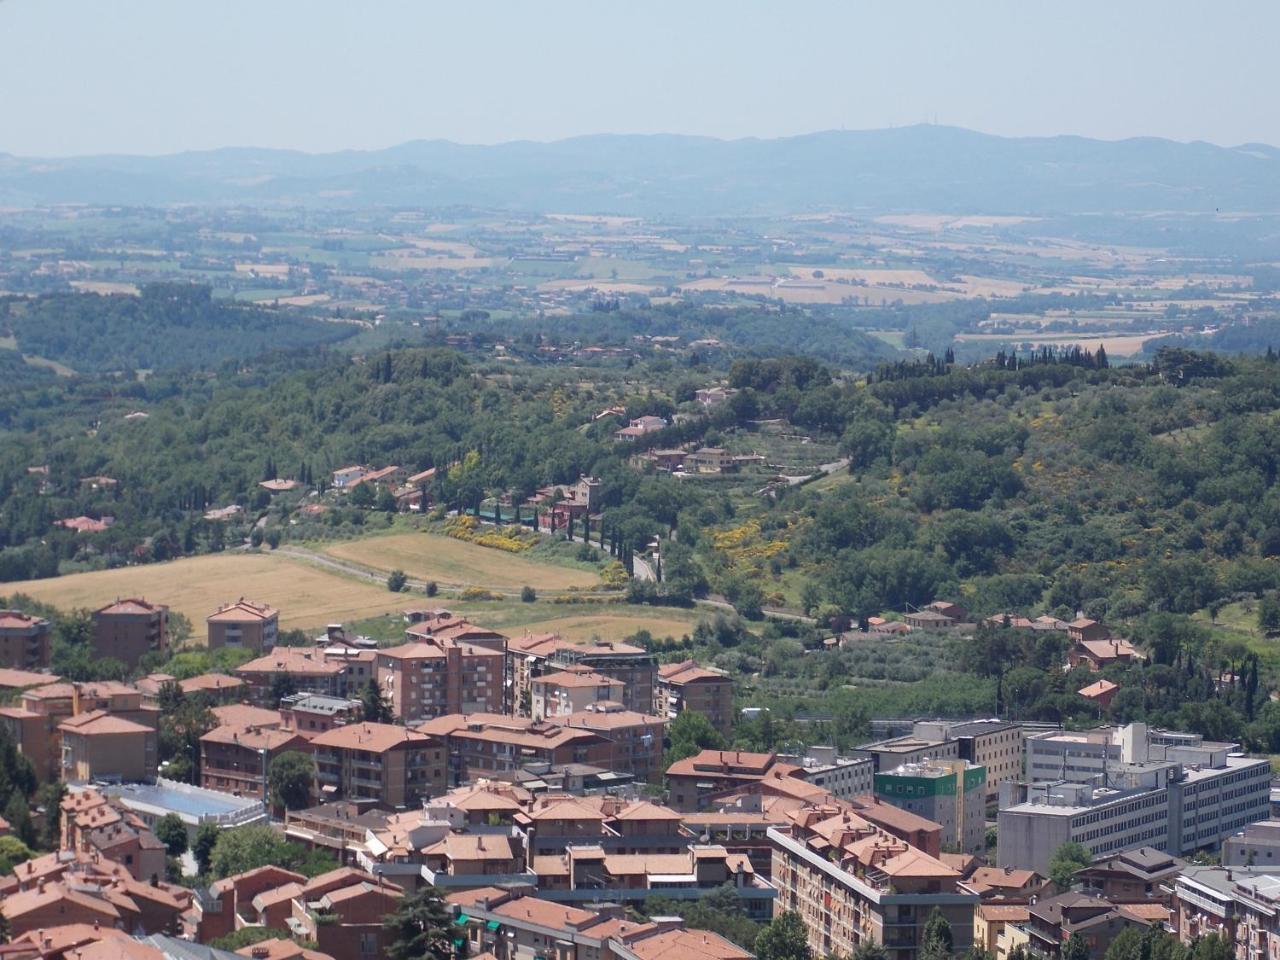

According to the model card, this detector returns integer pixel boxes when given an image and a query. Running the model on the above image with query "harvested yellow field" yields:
[5,553,404,633]
[320,533,600,591]
[503,611,697,644]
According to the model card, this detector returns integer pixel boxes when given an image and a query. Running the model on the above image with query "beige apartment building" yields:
[309,721,447,810]
[655,660,735,736]
[0,609,52,670]
[59,710,158,783]
[530,668,624,720]
[91,598,169,668]
[376,637,505,724]
[206,598,279,653]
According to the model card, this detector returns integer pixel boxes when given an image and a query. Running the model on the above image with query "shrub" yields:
[521,585,537,603]
[386,569,408,592]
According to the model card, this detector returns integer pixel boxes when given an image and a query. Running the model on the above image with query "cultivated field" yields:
[953,332,1161,357]
[319,532,601,591]
[488,610,699,643]
[5,553,406,633]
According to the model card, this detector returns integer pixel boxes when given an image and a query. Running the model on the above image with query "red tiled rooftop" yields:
[309,722,432,753]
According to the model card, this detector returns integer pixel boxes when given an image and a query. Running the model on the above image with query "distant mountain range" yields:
[2,126,1278,215]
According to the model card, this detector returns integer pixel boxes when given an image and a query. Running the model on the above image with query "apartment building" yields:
[59,710,158,783]
[0,609,51,670]
[376,637,504,723]
[200,723,311,800]
[91,598,168,668]
[769,798,977,960]
[508,634,657,717]
[531,668,624,720]
[665,750,805,812]
[1172,864,1280,950]
[236,646,374,703]
[19,681,157,782]
[206,598,279,653]
[998,755,1271,874]
[60,787,168,882]
[308,722,447,810]
[912,719,1025,802]
[779,746,875,800]
[654,660,735,737]
[280,693,361,735]
[874,760,987,855]
[560,702,666,782]
[855,735,960,772]
[0,704,50,783]
[287,867,404,960]
[453,888,755,960]
[419,713,613,786]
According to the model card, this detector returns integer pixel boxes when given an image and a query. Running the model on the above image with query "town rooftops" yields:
[308,721,432,753]
[666,749,776,777]
[58,710,151,737]
[490,895,599,931]
[0,611,49,631]
[236,648,347,676]
[561,705,666,730]
[623,928,753,960]
[95,598,166,616]
[1078,679,1120,699]
[208,599,278,623]
[180,673,247,695]
[211,704,285,728]
[418,713,610,750]
[533,669,623,690]
[658,660,729,684]
[0,668,59,689]
[201,724,306,751]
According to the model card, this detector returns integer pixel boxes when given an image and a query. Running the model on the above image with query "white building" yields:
[998,723,1271,874]
[778,746,874,799]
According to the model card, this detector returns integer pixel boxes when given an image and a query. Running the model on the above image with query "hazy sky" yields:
[2,0,1277,156]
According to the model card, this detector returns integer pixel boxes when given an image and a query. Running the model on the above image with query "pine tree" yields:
[384,884,454,960]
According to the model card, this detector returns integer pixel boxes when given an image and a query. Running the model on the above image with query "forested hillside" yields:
[1,284,357,373]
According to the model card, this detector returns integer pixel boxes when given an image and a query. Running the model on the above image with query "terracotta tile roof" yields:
[208,598,278,623]
[8,923,131,957]
[658,660,729,684]
[253,881,304,912]
[665,749,776,778]
[560,706,666,730]
[966,866,1041,890]
[309,721,432,753]
[378,641,450,660]
[880,848,961,878]
[611,800,684,821]
[1118,903,1172,923]
[0,881,123,922]
[523,798,608,822]
[235,938,337,960]
[237,648,345,676]
[625,928,753,960]
[533,669,623,690]
[418,714,608,751]
[299,866,389,899]
[0,668,59,689]
[212,704,285,728]
[491,896,598,930]
[180,673,247,694]
[1078,679,1119,698]
[425,833,516,862]
[95,598,165,616]
[0,612,48,631]
[211,865,307,897]
[446,886,512,907]
[201,723,308,751]
[59,710,151,737]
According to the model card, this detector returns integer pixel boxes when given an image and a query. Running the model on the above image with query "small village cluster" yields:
[0,598,1276,960]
